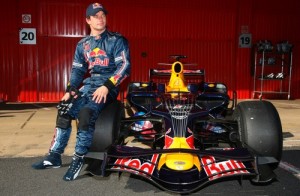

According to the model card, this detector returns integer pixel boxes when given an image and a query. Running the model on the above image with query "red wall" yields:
[1,0,300,102]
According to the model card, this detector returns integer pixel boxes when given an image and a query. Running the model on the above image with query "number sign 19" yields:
[19,28,36,45]
[239,33,252,48]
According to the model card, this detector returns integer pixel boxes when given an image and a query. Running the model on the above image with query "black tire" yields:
[90,100,124,152]
[85,100,124,176]
[233,100,283,169]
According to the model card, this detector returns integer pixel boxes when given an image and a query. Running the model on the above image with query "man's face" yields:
[86,11,107,33]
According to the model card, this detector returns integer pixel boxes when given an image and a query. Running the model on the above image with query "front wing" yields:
[98,146,258,194]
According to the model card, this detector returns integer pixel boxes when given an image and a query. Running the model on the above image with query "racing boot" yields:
[63,153,84,181]
[31,151,62,169]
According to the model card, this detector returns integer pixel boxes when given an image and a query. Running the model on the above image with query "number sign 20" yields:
[19,28,36,45]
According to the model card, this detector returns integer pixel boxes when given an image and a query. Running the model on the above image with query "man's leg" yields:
[32,96,87,170]
[63,95,114,181]
[31,114,72,169]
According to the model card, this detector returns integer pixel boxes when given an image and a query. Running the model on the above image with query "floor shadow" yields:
[283,132,294,139]
[0,103,57,110]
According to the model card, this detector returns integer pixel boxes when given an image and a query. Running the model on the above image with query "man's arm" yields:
[68,42,89,92]
[104,36,131,89]
[93,36,131,103]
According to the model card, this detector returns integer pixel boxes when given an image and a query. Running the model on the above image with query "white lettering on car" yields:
[201,156,249,180]
[112,154,159,177]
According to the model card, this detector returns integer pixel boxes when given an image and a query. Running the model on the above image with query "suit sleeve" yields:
[103,37,130,89]
[67,42,89,91]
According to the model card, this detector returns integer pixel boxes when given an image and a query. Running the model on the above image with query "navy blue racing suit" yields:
[49,78,90,154]
[62,29,130,155]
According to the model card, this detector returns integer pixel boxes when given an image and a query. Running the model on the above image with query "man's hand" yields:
[61,87,80,102]
[57,88,81,115]
[57,92,73,116]
[61,92,71,101]
[92,86,109,103]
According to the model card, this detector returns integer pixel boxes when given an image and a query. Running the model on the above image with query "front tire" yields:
[233,100,283,182]
[90,100,124,152]
[85,100,124,176]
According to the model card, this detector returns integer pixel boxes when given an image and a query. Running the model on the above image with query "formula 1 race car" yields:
[85,55,283,194]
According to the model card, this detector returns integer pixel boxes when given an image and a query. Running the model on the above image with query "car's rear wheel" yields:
[233,100,283,182]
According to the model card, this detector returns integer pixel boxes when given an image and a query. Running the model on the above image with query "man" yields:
[32,2,131,181]
[32,78,90,170]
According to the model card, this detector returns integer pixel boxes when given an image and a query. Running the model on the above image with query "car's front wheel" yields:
[85,100,124,176]
[233,100,283,183]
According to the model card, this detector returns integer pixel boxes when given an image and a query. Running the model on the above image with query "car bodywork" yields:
[85,55,283,194]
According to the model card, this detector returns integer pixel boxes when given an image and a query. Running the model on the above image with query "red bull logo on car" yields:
[112,154,159,177]
[89,48,109,68]
[201,155,249,181]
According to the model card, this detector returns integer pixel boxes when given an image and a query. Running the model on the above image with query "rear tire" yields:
[233,100,283,182]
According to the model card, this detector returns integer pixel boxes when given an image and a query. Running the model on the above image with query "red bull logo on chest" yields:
[89,47,109,68]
